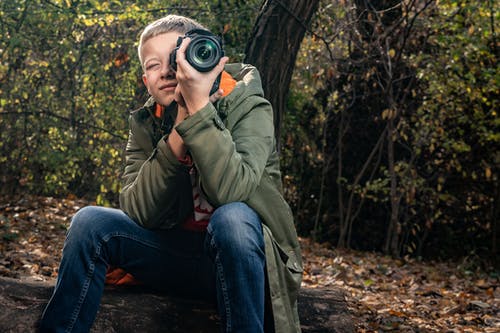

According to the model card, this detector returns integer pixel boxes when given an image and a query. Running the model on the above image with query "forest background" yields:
[0,0,498,268]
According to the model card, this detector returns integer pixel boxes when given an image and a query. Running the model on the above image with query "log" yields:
[0,276,354,332]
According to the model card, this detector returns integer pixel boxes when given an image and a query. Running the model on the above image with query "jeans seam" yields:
[102,232,163,249]
[208,228,232,332]
[65,241,101,333]
[64,231,163,332]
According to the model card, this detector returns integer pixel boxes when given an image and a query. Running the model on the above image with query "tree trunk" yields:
[385,116,401,256]
[244,0,320,149]
[0,276,355,333]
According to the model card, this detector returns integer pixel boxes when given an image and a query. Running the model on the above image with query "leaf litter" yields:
[0,195,498,332]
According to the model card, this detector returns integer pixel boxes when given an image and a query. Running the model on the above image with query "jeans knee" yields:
[207,203,264,257]
[69,206,100,234]
[68,206,94,233]
[67,206,118,246]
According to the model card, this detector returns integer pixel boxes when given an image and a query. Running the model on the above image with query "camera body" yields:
[169,29,224,95]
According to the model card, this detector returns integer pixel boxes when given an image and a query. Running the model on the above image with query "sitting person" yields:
[38,14,302,333]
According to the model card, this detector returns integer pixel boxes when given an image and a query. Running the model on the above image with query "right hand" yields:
[173,37,228,115]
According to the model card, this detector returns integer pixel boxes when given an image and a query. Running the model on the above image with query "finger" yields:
[175,37,191,64]
[209,88,224,103]
[214,56,229,73]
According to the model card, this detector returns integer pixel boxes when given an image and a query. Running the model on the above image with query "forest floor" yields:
[0,195,498,332]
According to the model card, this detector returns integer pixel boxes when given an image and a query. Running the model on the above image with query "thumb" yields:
[215,56,229,74]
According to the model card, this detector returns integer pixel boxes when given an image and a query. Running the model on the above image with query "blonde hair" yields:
[138,15,206,67]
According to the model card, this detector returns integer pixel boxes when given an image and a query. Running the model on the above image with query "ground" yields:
[0,195,498,332]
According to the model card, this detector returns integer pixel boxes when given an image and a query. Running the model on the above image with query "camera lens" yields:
[186,37,221,72]
[195,43,213,61]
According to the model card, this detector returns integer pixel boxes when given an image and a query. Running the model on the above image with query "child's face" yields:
[141,31,183,106]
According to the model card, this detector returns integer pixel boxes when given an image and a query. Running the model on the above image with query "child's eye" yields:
[146,63,159,71]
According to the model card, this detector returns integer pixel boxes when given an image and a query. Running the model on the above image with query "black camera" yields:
[169,29,224,95]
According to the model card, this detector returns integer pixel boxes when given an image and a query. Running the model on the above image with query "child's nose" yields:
[161,62,174,78]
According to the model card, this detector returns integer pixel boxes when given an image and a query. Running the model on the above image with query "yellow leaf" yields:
[485,167,492,179]
[389,49,396,58]
[382,108,394,119]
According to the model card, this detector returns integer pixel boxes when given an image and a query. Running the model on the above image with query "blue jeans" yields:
[38,202,265,333]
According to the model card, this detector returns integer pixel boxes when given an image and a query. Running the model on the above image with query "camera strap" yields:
[160,102,176,135]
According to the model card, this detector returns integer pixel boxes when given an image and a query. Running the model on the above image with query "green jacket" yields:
[119,63,302,332]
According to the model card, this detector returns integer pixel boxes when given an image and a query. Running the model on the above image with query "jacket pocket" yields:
[269,234,303,299]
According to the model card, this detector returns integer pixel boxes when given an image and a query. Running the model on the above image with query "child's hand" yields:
[209,88,224,104]
[173,37,228,115]
[175,103,189,125]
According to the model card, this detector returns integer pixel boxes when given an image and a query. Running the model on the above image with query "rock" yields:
[0,276,354,332]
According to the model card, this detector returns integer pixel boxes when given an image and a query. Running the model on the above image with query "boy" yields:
[39,14,302,333]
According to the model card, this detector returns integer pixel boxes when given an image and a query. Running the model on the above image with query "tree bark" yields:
[244,0,320,149]
[0,276,355,333]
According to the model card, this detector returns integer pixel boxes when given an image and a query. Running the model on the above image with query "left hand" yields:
[174,37,229,115]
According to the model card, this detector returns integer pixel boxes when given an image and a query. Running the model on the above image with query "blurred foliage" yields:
[282,0,498,262]
[0,0,497,262]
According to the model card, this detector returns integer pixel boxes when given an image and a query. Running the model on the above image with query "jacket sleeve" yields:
[119,115,192,229]
[175,95,274,206]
